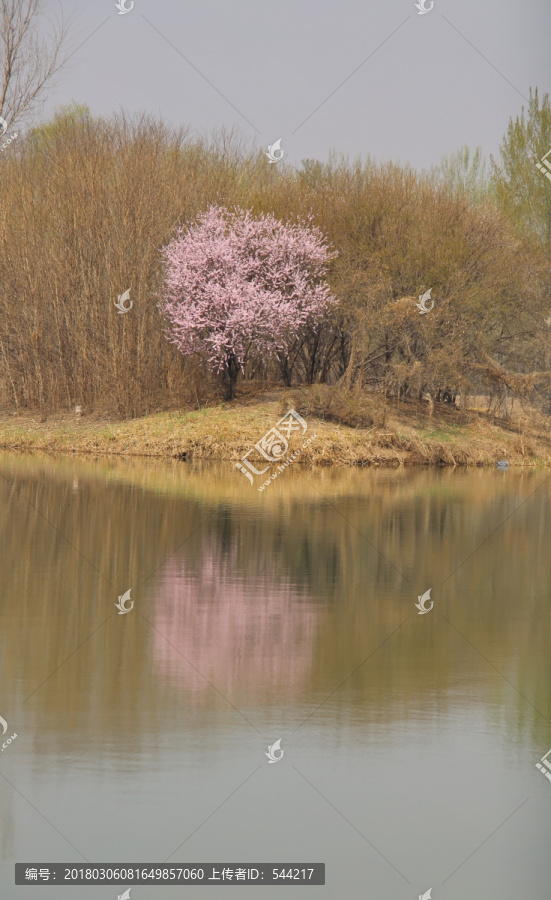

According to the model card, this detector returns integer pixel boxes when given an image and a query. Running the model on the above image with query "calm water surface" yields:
[0,453,550,898]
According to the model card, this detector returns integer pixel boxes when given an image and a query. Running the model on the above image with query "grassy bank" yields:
[1,387,550,467]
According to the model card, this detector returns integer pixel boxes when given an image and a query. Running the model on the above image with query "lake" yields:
[0,452,550,898]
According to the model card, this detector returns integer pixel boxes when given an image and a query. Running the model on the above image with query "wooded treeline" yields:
[0,94,549,417]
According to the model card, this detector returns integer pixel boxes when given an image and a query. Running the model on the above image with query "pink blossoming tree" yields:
[158,205,338,399]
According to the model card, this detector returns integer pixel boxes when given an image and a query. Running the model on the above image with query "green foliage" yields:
[429,145,492,204]
[491,88,551,244]
[28,102,93,135]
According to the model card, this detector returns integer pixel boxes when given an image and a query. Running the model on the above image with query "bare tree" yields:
[0,0,70,129]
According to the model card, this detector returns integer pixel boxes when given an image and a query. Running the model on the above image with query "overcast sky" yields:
[41,0,551,172]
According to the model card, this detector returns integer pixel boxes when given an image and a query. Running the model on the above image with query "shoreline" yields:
[1,393,550,467]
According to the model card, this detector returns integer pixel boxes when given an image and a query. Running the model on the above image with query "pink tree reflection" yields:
[151,545,319,704]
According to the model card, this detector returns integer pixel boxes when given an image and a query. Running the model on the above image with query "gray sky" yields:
[43,0,551,171]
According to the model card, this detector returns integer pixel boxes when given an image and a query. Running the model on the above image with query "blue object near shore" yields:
[496,460,510,469]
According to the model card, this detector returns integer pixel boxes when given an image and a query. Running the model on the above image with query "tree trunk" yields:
[222,354,240,401]
[502,385,510,419]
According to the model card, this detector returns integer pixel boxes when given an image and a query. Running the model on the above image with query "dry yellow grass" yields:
[0,387,550,467]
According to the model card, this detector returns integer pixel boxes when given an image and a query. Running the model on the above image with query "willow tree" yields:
[491,88,551,245]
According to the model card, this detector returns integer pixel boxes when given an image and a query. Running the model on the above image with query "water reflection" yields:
[152,545,319,702]
[0,452,550,898]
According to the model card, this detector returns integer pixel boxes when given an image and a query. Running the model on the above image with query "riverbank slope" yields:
[1,387,550,466]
